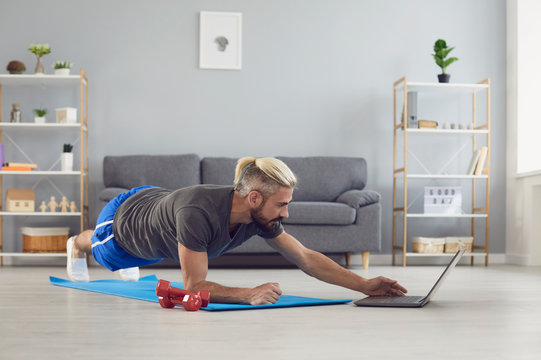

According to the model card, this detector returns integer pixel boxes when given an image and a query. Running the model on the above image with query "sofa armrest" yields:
[99,187,129,203]
[336,189,381,208]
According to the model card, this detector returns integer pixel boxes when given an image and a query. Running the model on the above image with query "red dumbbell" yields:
[155,280,210,311]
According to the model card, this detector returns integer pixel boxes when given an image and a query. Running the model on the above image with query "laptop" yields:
[354,248,466,308]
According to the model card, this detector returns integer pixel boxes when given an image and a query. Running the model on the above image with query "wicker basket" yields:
[21,227,69,253]
[445,237,473,253]
[412,237,445,253]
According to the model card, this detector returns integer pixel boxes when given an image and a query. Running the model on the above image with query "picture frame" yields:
[199,11,242,70]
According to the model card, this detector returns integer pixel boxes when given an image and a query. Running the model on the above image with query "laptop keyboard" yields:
[365,296,425,304]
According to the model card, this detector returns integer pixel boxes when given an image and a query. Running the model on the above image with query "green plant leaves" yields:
[433,39,447,52]
[443,57,459,68]
[432,39,458,73]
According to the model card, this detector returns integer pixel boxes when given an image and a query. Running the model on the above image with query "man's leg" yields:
[66,230,93,282]
[75,229,140,281]
[72,230,93,258]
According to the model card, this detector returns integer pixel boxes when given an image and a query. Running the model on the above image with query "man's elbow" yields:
[185,279,206,293]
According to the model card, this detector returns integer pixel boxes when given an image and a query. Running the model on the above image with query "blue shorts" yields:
[91,186,163,271]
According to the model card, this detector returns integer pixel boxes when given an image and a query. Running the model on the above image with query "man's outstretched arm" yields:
[178,243,282,304]
[266,232,408,297]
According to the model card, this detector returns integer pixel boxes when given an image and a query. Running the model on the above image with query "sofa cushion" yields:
[277,157,367,202]
[336,189,381,208]
[283,202,356,225]
[103,154,201,190]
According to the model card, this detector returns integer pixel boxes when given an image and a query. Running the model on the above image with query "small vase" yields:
[61,152,73,171]
[34,56,45,74]
[34,116,46,123]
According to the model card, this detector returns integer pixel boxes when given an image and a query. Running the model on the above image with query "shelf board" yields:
[396,174,489,179]
[0,252,67,257]
[0,73,82,86]
[405,213,488,218]
[399,128,489,134]
[0,211,81,216]
[395,81,489,93]
[0,171,82,175]
[0,123,82,129]
[403,252,487,257]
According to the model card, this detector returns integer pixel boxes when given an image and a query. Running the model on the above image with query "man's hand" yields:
[362,276,408,297]
[246,282,282,305]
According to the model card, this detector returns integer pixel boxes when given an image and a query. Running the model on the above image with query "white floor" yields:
[1,264,540,359]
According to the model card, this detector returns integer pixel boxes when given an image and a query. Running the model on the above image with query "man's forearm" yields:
[301,250,368,292]
[189,280,252,304]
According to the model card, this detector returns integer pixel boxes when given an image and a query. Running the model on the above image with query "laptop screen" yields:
[424,248,466,301]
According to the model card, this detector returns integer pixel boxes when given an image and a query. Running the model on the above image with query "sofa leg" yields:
[345,252,351,267]
[362,251,370,269]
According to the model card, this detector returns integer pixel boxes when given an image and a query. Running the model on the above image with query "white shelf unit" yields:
[0,71,89,263]
[392,76,490,266]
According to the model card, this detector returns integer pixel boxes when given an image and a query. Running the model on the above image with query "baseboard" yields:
[349,253,507,266]
[505,253,541,266]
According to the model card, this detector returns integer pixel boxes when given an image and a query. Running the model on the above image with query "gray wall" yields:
[0,0,506,254]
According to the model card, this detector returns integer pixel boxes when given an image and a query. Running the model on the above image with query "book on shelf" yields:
[3,162,38,169]
[418,120,438,129]
[466,149,482,175]
[1,166,33,171]
[474,146,488,175]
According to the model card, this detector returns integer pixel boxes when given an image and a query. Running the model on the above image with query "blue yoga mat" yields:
[50,275,351,311]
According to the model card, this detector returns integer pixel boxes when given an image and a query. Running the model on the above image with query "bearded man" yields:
[67,157,407,304]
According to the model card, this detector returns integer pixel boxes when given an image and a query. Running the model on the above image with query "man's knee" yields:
[75,230,94,252]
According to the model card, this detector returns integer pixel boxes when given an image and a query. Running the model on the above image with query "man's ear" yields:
[248,190,263,207]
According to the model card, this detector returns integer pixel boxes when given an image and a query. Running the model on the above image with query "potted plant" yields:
[34,108,47,123]
[6,60,26,74]
[432,39,458,83]
[53,61,73,76]
[28,43,51,74]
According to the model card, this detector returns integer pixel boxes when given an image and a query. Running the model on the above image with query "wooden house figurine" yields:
[6,189,35,212]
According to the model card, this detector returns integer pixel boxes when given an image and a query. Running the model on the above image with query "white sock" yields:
[66,236,89,282]
[118,267,139,281]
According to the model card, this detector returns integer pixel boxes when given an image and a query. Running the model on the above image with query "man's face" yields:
[251,187,293,233]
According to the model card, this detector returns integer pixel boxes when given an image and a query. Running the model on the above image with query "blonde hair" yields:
[234,157,297,197]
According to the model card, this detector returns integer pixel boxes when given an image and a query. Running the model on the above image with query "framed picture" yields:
[199,11,242,70]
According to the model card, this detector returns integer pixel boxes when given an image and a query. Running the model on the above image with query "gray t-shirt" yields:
[113,185,283,261]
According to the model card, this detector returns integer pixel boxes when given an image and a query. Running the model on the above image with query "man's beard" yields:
[251,202,282,233]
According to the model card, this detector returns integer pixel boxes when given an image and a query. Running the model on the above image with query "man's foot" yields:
[66,236,89,282]
[118,267,139,281]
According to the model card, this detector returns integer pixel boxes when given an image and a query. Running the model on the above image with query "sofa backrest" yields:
[201,157,237,185]
[277,157,367,201]
[103,154,201,190]
[201,156,367,202]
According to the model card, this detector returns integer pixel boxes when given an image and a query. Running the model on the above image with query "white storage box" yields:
[21,227,69,253]
[424,186,462,214]
[445,236,473,253]
[56,107,77,124]
[412,237,445,253]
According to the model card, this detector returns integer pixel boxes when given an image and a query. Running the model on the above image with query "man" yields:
[67,156,407,304]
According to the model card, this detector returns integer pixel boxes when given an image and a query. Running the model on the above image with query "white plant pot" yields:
[61,152,73,172]
[34,116,46,123]
[54,68,71,76]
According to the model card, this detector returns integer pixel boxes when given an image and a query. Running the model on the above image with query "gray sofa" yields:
[98,154,381,268]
